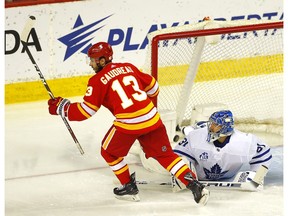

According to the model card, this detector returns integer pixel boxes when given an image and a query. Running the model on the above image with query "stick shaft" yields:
[136,180,257,191]
[136,165,268,191]
[22,42,84,155]
[21,16,84,155]
[22,43,55,99]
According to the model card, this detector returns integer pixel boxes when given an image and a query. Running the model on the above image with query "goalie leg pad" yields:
[171,160,198,192]
[171,174,187,192]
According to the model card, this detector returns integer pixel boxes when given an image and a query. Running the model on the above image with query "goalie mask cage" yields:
[142,20,283,137]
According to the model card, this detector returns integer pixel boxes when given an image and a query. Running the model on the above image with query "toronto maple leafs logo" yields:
[199,152,208,160]
[203,163,229,180]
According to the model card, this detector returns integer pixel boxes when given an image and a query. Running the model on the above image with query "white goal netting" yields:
[142,20,283,141]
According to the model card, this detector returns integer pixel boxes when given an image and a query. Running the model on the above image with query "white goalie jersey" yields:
[173,126,272,181]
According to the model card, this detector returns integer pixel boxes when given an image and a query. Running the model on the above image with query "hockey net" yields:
[142,19,283,143]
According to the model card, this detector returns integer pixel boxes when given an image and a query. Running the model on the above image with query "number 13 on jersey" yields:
[112,75,147,109]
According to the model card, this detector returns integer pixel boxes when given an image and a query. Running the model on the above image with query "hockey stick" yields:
[136,180,257,191]
[113,177,258,191]
[137,165,268,192]
[114,176,250,190]
[20,16,84,155]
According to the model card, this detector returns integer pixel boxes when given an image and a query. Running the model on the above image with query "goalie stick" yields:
[136,179,256,191]
[136,165,268,192]
[20,16,84,155]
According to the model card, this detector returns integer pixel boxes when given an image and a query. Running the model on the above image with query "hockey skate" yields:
[184,173,210,205]
[114,172,140,202]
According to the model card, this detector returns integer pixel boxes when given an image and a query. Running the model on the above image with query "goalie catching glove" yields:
[48,97,70,118]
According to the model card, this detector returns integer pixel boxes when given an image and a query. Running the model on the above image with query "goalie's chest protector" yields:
[188,129,255,180]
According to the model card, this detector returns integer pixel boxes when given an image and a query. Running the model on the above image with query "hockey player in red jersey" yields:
[47,42,209,204]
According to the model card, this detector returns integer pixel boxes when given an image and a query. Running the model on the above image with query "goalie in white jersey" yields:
[173,110,272,191]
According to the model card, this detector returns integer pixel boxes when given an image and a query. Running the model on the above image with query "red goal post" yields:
[142,19,283,142]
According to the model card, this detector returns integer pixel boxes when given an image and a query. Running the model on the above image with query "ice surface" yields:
[5,98,285,216]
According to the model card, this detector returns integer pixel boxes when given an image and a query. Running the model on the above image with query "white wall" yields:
[5,0,283,83]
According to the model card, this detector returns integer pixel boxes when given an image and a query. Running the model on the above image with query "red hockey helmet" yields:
[87,42,113,62]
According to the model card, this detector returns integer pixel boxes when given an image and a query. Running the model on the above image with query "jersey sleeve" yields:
[173,137,197,166]
[66,76,103,121]
[129,64,159,98]
[66,100,99,121]
[249,134,272,171]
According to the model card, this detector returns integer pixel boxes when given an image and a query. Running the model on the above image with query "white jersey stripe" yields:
[116,107,157,124]
[81,102,96,116]
[147,82,159,96]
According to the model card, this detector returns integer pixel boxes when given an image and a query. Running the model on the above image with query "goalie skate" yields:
[114,172,140,202]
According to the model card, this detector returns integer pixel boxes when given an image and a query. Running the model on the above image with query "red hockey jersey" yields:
[66,62,162,134]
